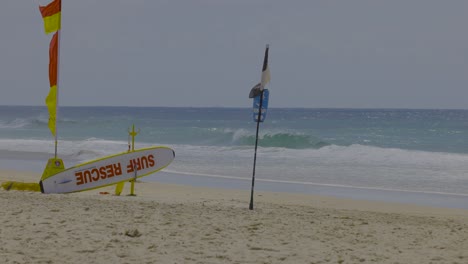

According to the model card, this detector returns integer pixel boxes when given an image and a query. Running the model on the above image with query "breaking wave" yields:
[233,132,330,149]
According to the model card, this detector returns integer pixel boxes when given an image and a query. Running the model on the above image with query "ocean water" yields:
[1,106,468,203]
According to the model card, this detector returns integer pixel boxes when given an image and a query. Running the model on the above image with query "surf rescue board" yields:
[40,147,175,194]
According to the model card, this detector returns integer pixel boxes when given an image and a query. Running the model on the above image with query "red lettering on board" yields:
[125,154,156,173]
[83,170,92,184]
[126,160,134,173]
[114,163,122,176]
[75,172,84,185]
[91,168,100,181]
[99,166,107,179]
[74,162,123,186]
[148,154,155,167]
[141,156,149,169]
[106,165,114,178]
[133,158,141,170]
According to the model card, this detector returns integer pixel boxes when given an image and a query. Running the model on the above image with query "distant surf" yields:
[2,106,468,196]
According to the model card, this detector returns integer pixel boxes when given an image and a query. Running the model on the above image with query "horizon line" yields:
[1,104,468,111]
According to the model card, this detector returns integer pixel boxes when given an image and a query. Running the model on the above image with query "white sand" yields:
[1,169,468,264]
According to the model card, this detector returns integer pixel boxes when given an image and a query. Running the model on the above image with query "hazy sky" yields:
[1,0,468,108]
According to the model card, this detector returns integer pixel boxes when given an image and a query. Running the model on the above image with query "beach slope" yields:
[1,170,468,263]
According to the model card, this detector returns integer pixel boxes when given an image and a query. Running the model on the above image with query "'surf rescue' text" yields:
[126,154,155,173]
[75,163,123,185]
[74,154,156,186]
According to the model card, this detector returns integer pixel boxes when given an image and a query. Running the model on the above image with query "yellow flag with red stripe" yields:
[39,0,61,137]
[46,32,59,136]
[39,0,61,34]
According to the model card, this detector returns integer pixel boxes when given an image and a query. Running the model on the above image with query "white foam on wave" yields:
[0,139,54,153]
[0,112,50,129]
[0,138,129,161]
[2,138,468,168]
[2,138,468,194]
[249,143,468,168]
[0,118,33,129]
[167,143,468,168]
[165,143,468,194]
[230,128,250,143]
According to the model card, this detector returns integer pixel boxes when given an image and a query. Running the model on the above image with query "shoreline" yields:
[4,164,468,210]
[2,145,468,211]
[1,169,468,263]
[2,168,468,216]
[150,170,468,210]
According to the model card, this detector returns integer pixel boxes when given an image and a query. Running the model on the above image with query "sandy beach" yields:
[1,170,468,264]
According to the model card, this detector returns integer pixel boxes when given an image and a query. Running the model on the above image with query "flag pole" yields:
[249,44,269,210]
[54,29,61,159]
[249,89,264,210]
[55,0,62,159]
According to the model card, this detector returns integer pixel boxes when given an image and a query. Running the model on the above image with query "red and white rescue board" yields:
[39,147,175,194]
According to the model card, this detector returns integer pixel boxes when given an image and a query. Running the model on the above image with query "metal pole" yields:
[54,29,61,159]
[249,90,264,210]
[130,164,137,196]
[54,0,63,159]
